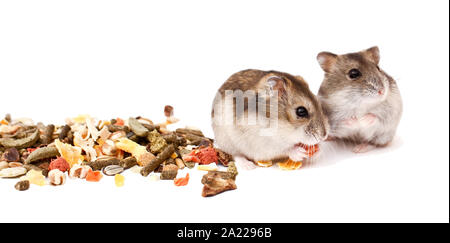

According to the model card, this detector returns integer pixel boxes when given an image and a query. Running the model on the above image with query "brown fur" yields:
[214,69,327,138]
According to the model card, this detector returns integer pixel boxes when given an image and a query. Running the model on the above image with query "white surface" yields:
[0,0,448,223]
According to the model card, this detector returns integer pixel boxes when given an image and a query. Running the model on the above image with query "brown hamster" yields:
[317,46,402,152]
[211,69,329,163]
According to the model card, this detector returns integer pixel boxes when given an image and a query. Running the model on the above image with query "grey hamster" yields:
[317,46,402,151]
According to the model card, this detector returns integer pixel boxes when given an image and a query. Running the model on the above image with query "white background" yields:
[0,0,448,223]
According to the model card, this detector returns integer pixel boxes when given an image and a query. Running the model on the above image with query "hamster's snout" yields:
[304,115,329,144]
[366,75,388,99]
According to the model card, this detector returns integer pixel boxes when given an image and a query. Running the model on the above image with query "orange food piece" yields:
[94,145,103,157]
[278,159,303,170]
[174,173,190,186]
[54,139,83,167]
[0,119,8,125]
[117,149,125,160]
[115,118,125,126]
[182,152,200,163]
[115,137,154,166]
[256,160,273,167]
[86,170,103,182]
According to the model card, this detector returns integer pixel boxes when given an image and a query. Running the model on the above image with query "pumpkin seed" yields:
[0,167,27,178]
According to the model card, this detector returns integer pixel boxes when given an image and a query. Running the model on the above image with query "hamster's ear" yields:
[262,75,286,98]
[317,52,337,72]
[363,46,380,65]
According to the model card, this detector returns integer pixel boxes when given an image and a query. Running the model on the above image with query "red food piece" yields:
[48,157,71,172]
[196,147,218,165]
[86,170,103,182]
[174,173,190,186]
[182,147,218,164]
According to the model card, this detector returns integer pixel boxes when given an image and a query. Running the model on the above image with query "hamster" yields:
[211,69,329,165]
[316,46,402,152]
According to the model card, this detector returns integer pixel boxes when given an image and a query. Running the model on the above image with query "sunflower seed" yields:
[102,165,124,176]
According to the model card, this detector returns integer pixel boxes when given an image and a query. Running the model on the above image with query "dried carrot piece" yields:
[174,173,189,186]
[115,118,125,126]
[86,170,103,182]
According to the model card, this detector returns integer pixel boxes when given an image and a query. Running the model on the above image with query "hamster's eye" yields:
[348,69,362,79]
[296,106,309,118]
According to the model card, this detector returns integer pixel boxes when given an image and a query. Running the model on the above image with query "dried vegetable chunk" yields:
[277,159,303,170]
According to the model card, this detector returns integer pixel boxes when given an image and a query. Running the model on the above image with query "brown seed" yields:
[42,124,55,145]
[2,148,20,162]
[15,180,30,191]
[164,105,174,117]
[4,113,11,123]
[58,125,71,141]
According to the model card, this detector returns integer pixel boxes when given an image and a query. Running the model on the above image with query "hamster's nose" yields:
[378,89,384,96]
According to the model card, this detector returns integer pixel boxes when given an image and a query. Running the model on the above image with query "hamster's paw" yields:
[342,116,359,127]
[352,143,372,153]
[234,156,258,170]
[288,147,308,162]
[360,113,377,127]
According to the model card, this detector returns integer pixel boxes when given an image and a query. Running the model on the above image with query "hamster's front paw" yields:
[288,147,308,162]
[234,156,258,170]
[360,113,377,127]
[352,143,372,153]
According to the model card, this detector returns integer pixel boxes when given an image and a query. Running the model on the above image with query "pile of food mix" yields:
[1,106,314,197]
